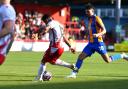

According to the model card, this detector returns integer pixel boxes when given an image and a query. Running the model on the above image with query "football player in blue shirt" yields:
[67,3,128,78]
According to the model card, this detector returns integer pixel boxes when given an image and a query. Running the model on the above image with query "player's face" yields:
[85,8,94,17]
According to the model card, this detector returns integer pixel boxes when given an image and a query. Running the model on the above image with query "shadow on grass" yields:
[0,79,128,89]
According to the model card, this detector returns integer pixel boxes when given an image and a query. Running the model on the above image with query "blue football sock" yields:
[75,59,83,69]
[110,54,122,61]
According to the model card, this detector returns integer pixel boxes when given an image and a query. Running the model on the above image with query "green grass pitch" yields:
[0,52,128,89]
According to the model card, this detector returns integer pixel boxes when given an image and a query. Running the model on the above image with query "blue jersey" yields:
[88,15,105,43]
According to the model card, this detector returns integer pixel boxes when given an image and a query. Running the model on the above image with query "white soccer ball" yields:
[43,71,52,81]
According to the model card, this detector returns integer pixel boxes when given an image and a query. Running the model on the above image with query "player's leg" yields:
[35,59,46,81]
[101,53,112,63]
[97,42,128,62]
[0,35,13,65]
[48,46,76,69]
[74,43,93,72]
[54,59,75,70]
[49,46,68,67]
[67,44,92,78]
[37,63,46,77]
[39,63,46,81]
[67,52,88,78]
[34,48,50,81]
[101,53,128,63]
[74,52,88,72]
[35,45,63,81]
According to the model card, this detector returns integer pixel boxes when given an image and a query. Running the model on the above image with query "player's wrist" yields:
[67,42,71,48]
[69,45,71,48]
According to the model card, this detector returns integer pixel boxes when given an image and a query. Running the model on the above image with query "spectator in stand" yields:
[24,21,32,39]
[15,20,23,39]
[15,12,25,39]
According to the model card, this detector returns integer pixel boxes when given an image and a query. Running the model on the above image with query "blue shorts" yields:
[83,42,107,56]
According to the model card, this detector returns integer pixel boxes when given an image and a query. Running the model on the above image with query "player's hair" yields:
[41,14,51,21]
[85,3,95,10]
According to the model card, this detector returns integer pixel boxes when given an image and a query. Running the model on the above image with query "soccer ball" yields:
[43,71,52,81]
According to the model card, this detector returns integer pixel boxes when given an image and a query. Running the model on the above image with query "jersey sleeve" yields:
[47,21,55,29]
[3,6,16,22]
[95,16,105,29]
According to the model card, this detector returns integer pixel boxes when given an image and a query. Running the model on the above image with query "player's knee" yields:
[0,54,5,65]
[78,53,88,60]
[102,54,112,63]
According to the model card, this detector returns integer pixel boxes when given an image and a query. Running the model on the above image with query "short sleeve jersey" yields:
[47,20,64,43]
[0,4,16,31]
[88,15,105,43]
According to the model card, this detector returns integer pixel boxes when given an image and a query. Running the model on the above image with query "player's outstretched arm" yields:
[63,36,75,54]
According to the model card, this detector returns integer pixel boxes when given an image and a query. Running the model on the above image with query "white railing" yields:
[10,40,88,52]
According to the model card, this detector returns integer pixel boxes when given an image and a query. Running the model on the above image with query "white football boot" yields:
[66,72,77,78]
[122,53,128,61]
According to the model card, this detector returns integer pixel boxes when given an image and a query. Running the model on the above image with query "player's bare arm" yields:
[93,29,106,38]
[63,36,75,54]
[0,20,15,38]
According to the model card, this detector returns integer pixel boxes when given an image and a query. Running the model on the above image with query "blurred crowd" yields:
[14,11,88,41]
[15,11,46,40]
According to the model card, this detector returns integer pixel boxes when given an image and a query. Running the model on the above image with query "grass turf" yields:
[0,52,128,89]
